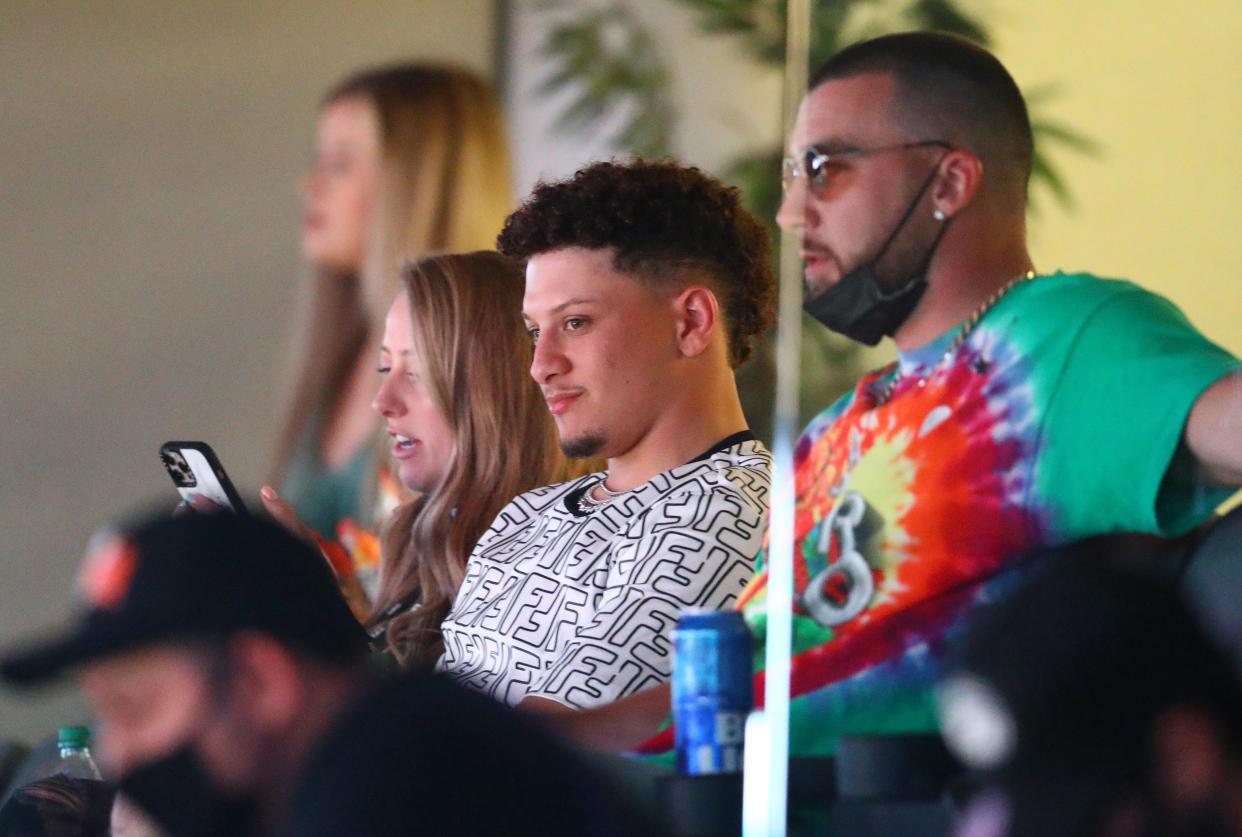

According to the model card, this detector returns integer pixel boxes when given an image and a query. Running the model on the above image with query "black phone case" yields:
[159,440,248,514]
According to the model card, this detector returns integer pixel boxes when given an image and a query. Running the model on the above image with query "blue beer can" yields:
[672,609,754,774]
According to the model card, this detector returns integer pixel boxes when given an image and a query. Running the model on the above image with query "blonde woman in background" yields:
[268,65,513,607]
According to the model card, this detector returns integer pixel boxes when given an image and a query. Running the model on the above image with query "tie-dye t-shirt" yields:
[637,272,1239,759]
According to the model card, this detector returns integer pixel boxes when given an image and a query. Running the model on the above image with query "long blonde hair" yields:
[272,64,513,486]
[374,252,569,668]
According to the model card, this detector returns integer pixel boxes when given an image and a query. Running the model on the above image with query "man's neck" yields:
[893,216,1033,351]
[604,372,749,491]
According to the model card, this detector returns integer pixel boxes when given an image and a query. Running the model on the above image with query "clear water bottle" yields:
[0,725,109,820]
[51,725,103,780]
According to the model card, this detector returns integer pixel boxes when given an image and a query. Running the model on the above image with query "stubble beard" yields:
[560,431,607,460]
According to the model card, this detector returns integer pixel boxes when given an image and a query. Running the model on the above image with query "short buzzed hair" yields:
[811,32,1033,197]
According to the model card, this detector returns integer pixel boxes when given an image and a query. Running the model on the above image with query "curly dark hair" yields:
[497,159,776,367]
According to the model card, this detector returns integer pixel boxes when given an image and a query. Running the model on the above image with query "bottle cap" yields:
[58,725,91,749]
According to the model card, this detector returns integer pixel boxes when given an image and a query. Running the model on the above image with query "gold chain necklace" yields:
[873,270,1037,406]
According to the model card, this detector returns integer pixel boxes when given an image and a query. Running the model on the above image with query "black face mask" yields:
[118,747,259,837]
[802,162,949,346]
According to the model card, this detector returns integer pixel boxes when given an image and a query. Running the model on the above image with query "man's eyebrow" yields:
[805,137,863,154]
[524,296,601,320]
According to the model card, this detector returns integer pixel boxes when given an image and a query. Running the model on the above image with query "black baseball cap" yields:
[1,510,369,686]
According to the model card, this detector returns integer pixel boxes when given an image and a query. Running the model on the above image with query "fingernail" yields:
[261,486,277,500]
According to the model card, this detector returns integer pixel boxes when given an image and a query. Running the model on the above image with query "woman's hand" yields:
[260,485,315,543]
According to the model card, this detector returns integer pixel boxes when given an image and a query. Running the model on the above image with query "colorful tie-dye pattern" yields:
[634,273,1238,759]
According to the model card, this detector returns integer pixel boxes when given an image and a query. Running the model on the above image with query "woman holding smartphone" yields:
[271,65,514,604]
[266,252,573,668]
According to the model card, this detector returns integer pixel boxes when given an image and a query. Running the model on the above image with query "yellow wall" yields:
[993,0,1242,355]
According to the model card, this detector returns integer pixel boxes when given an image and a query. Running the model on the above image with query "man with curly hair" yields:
[436,159,776,712]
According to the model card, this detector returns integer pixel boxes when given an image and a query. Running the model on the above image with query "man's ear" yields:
[673,285,720,359]
[1151,705,1228,810]
[931,148,984,219]
[225,633,307,735]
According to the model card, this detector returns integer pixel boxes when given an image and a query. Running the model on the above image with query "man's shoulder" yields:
[703,437,772,474]
[791,275,1162,444]
[486,473,600,529]
[677,437,769,482]
[1019,271,1149,306]
[643,438,772,516]
[1005,271,1226,360]
[1007,271,1188,330]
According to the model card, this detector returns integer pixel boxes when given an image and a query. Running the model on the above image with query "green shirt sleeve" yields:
[1037,284,1239,537]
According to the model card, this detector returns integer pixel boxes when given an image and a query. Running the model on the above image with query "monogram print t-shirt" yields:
[438,435,771,708]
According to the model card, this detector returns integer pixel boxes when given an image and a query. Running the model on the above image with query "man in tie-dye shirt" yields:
[535,31,1242,761]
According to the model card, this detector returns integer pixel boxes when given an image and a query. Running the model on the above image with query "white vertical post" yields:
[741,2,810,835]
[741,710,770,836]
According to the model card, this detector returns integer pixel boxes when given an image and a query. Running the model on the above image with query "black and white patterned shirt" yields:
[437,434,771,708]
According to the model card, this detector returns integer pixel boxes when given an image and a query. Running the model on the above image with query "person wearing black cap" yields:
[0,510,649,837]
[938,537,1242,837]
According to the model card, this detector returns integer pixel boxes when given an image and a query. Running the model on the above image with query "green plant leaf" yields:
[909,0,990,46]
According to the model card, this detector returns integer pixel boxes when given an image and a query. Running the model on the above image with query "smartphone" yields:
[159,441,247,514]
